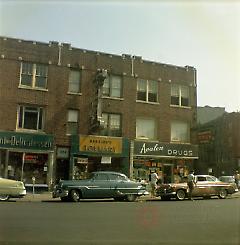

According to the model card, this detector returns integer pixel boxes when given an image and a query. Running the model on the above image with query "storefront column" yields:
[47,152,54,190]
[4,150,9,178]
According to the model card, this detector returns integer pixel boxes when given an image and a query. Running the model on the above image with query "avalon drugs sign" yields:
[134,141,198,158]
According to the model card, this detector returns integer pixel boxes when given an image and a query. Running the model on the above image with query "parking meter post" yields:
[32,177,36,198]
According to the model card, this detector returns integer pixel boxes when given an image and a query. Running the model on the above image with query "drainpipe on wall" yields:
[131,56,135,76]
[129,140,134,179]
[58,44,62,66]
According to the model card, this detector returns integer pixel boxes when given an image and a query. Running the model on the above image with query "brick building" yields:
[197,109,240,176]
[0,36,198,188]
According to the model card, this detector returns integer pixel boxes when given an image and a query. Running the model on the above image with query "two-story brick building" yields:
[0,36,198,188]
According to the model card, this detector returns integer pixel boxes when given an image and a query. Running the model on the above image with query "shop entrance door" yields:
[163,164,173,183]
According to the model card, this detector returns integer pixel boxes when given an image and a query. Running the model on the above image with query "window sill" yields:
[18,85,48,92]
[67,92,82,96]
[170,141,191,145]
[170,105,191,109]
[16,129,46,134]
[136,100,159,105]
[102,96,124,101]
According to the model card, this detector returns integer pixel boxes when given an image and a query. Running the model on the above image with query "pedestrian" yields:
[187,170,196,201]
[234,171,240,188]
[150,171,159,197]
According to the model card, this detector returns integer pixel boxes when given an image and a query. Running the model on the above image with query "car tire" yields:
[69,189,81,202]
[126,194,137,202]
[176,189,186,201]
[0,195,9,201]
[219,189,228,199]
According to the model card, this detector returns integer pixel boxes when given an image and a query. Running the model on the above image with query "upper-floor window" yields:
[67,109,79,135]
[136,118,156,140]
[100,113,122,137]
[103,75,122,98]
[68,70,81,93]
[17,105,44,131]
[137,79,158,103]
[171,84,189,107]
[171,121,190,143]
[20,62,48,89]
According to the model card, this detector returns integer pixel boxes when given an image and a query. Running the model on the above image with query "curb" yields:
[16,191,240,202]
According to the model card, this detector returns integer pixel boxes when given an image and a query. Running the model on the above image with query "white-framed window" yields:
[171,121,190,143]
[20,62,48,89]
[171,84,189,107]
[137,79,158,103]
[67,110,79,135]
[17,105,44,131]
[100,113,122,137]
[136,118,156,140]
[68,70,81,93]
[103,75,122,98]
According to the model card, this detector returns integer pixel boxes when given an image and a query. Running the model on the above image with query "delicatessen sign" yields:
[134,141,198,158]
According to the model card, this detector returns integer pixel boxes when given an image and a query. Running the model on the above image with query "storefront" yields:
[0,131,54,189]
[133,140,198,183]
[70,135,130,179]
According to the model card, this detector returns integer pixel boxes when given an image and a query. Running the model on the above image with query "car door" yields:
[193,176,210,196]
[84,173,111,198]
[109,174,130,197]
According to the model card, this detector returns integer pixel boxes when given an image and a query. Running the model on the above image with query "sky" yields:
[0,0,239,112]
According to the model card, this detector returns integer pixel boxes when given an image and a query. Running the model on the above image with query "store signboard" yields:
[57,147,69,159]
[79,135,122,154]
[0,131,54,151]
[134,141,198,158]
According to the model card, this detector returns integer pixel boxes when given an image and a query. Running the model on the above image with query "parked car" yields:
[0,177,26,201]
[219,176,238,192]
[53,171,149,202]
[156,175,237,201]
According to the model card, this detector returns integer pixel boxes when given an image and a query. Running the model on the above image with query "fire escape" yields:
[89,69,107,134]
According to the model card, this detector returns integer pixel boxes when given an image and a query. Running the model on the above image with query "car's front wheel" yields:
[176,189,186,201]
[126,194,137,202]
[218,189,228,199]
[0,195,9,201]
[69,189,81,202]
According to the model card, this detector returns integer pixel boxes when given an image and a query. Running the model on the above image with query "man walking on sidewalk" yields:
[187,170,196,201]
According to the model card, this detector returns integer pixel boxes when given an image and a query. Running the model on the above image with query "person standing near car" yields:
[150,171,159,197]
[234,171,240,188]
[187,170,196,200]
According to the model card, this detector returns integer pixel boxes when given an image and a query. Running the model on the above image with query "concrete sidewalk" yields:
[16,191,240,202]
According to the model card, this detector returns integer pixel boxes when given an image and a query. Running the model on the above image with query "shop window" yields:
[137,79,158,103]
[171,84,189,107]
[171,121,190,143]
[103,74,122,98]
[67,109,79,135]
[136,118,156,140]
[17,105,44,131]
[68,70,81,93]
[20,62,48,89]
[100,113,122,137]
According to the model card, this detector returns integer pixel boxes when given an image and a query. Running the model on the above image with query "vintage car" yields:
[0,177,26,201]
[156,175,237,201]
[53,171,149,202]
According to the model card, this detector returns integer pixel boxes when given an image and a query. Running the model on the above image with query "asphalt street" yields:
[0,196,240,245]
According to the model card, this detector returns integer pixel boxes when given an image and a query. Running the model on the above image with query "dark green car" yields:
[53,171,149,202]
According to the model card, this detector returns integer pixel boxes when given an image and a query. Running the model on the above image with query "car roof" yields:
[92,171,126,176]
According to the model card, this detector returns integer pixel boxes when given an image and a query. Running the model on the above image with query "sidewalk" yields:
[17,191,240,202]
